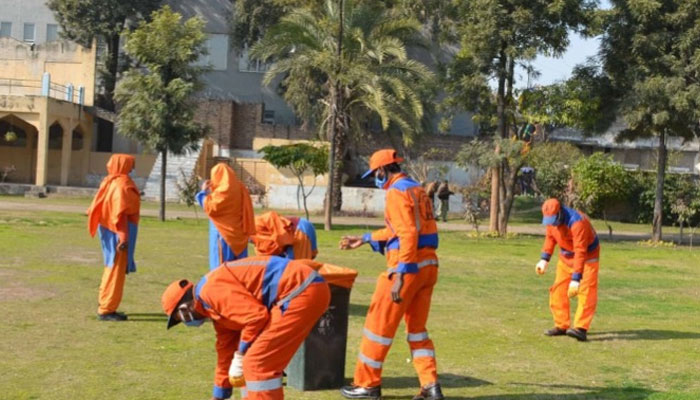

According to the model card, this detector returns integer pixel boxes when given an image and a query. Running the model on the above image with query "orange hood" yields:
[252,211,295,256]
[87,154,140,236]
[204,163,256,253]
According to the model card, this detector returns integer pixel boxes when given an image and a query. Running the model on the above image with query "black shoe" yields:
[340,385,381,399]
[98,312,128,321]
[412,383,445,400]
[566,328,587,342]
[544,327,567,336]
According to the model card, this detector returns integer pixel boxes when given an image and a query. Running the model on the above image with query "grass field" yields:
[1,206,699,400]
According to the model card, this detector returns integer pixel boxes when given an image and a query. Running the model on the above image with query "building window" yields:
[49,123,63,149]
[23,23,35,42]
[46,24,58,42]
[0,22,11,38]
[195,34,229,71]
[71,130,83,151]
[262,110,275,124]
[238,46,269,73]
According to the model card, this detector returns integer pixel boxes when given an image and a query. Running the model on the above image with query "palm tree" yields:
[251,0,433,230]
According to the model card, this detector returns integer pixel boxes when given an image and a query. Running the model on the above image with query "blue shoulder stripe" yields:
[262,256,290,308]
[389,177,420,192]
[195,275,211,309]
[296,219,318,251]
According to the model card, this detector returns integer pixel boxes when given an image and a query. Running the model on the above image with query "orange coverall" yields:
[194,256,330,400]
[355,173,440,388]
[87,154,140,315]
[197,163,256,270]
[252,211,318,260]
[541,206,600,331]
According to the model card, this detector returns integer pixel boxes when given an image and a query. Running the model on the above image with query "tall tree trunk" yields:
[332,125,345,212]
[100,33,121,111]
[298,175,309,220]
[324,0,344,231]
[489,49,508,233]
[495,55,516,236]
[652,130,666,242]
[160,150,167,222]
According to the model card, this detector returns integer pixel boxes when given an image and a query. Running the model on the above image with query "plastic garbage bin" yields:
[286,264,358,391]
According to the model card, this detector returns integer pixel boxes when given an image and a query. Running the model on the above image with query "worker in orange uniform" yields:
[87,154,140,321]
[196,163,256,270]
[252,211,318,260]
[339,149,444,400]
[161,255,330,400]
[536,198,600,342]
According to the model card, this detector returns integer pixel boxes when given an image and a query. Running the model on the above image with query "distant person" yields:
[86,154,140,321]
[534,198,600,342]
[161,256,330,400]
[339,149,443,400]
[436,180,454,222]
[425,181,438,216]
[196,163,256,270]
[251,211,318,260]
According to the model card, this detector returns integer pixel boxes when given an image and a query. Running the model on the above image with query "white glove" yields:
[568,280,580,298]
[228,352,245,387]
[535,260,548,275]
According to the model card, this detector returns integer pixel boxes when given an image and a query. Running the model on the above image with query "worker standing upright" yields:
[252,211,318,260]
[87,154,141,321]
[196,163,256,270]
[161,256,330,400]
[339,149,444,400]
[535,198,600,342]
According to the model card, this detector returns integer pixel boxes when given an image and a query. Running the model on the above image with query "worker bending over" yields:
[339,149,444,400]
[252,211,318,259]
[87,154,140,321]
[161,256,330,400]
[535,198,600,342]
[196,163,256,270]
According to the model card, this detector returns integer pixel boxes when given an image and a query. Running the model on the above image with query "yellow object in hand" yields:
[229,375,246,387]
[568,280,580,298]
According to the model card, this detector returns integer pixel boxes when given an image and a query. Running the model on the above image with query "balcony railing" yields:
[0,73,84,105]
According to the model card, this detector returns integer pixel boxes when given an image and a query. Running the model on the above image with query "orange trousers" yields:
[549,259,599,331]
[97,249,127,315]
[354,266,439,388]
[241,282,330,400]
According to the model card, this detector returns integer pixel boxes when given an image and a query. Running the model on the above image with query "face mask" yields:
[374,171,387,189]
[179,308,205,328]
[128,170,135,178]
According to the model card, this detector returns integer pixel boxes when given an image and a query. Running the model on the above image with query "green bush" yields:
[631,172,700,226]
[527,142,583,199]
[572,152,631,219]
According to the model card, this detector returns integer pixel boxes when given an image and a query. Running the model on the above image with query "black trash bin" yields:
[287,264,358,391]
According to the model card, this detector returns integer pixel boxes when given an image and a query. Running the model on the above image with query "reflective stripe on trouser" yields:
[98,249,127,314]
[549,259,599,331]
[243,282,330,399]
[354,266,439,388]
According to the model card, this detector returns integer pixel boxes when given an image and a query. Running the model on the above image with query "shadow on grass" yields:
[349,303,369,317]
[588,329,700,341]
[126,312,168,322]
[383,384,654,400]
[381,373,492,390]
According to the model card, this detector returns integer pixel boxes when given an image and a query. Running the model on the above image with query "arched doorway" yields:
[0,114,38,183]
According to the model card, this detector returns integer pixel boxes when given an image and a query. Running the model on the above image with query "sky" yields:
[518,0,611,88]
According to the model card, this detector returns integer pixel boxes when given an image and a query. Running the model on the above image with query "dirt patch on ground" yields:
[0,268,54,302]
[62,251,101,265]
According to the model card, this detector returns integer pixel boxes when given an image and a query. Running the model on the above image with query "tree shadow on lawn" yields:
[588,329,700,342]
[383,384,654,400]
[381,373,492,390]
[126,312,168,322]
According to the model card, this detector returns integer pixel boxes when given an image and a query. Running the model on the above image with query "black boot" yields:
[412,383,445,400]
[98,312,128,321]
[340,385,381,399]
[566,328,587,342]
[544,327,567,336]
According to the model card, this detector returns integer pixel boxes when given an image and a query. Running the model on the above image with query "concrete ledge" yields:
[0,183,33,195]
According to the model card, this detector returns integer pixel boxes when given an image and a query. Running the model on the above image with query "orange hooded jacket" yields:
[197,163,256,268]
[87,154,140,271]
[251,211,319,260]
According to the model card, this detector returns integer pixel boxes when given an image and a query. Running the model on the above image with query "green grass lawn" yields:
[1,207,699,400]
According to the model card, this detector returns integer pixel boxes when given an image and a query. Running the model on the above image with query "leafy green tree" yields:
[572,152,631,239]
[260,143,329,219]
[575,1,700,241]
[444,0,597,235]
[251,0,433,230]
[115,6,209,221]
[527,142,583,199]
[47,0,160,110]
